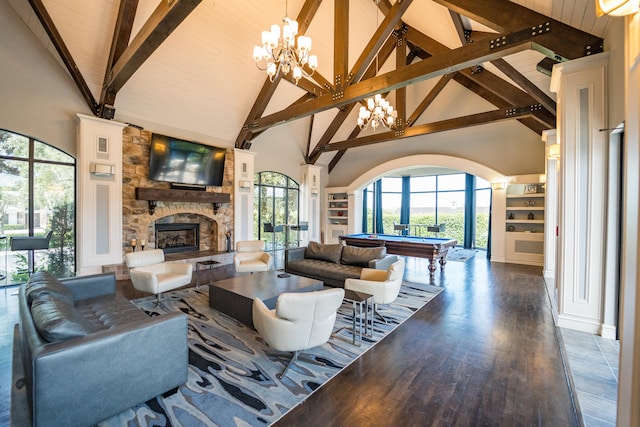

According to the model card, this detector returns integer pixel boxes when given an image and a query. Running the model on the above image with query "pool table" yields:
[339,234,457,280]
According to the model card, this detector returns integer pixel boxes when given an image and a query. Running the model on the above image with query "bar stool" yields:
[195,260,220,290]
[263,222,284,251]
[290,221,308,247]
[10,230,53,277]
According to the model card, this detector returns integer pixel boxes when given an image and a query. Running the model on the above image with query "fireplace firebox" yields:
[155,223,199,254]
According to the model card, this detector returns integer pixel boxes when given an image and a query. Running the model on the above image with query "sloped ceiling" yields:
[6,0,609,178]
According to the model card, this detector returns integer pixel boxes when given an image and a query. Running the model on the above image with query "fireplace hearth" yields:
[155,223,199,254]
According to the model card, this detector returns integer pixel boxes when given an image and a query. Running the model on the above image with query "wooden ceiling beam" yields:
[406,74,454,127]
[395,30,407,129]
[236,76,283,148]
[249,25,540,133]
[433,0,603,60]
[105,0,203,94]
[449,10,467,45]
[307,36,397,164]
[446,10,556,117]
[490,58,556,114]
[346,0,414,86]
[320,105,539,152]
[409,24,555,130]
[456,67,555,128]
[27,0,98,115]
[453,72,547,134]
[334,0,349,88]
[243,92,313,145]
[99,0,139,117]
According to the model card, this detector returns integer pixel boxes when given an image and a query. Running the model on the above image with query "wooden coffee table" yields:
[208,271,324,328]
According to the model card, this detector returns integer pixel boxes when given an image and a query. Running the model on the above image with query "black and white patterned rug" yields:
[100,282,442,426]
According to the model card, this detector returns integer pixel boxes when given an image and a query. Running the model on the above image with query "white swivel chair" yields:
[124,249,193,304]
[344,258,405,325]
[234,240,272,273]
[252,288,345,378]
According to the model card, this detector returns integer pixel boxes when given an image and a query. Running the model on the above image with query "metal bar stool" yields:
[9,230,53,277]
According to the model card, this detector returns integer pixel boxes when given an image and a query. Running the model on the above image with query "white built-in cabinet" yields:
[325,188,349,243]
[505,181,545,266]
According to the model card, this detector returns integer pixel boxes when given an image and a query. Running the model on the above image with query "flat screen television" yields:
[148,133,226,187]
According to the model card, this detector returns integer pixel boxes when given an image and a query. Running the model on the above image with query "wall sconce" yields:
[596,0,640,16]
[491,181,507,190]
[548,144,560,159]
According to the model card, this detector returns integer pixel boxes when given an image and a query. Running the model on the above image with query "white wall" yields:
[0,1,90,156]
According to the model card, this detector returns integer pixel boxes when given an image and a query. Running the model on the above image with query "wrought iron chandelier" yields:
[357,94,397,131]
[252,1,318,85]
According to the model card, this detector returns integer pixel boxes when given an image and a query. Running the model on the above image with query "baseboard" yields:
[600,324,617,340]
[557,315,601,334]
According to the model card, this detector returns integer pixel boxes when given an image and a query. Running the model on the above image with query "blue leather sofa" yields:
[17,271,188,427]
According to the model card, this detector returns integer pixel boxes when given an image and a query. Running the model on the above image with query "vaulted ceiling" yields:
[7,0,608,173]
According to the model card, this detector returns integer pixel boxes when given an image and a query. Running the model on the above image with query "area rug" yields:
[99,281,442,426]
[447,247,480,263]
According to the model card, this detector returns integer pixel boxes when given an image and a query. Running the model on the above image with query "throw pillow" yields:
[305,241,343,264]
[341,245,387,267]
[25,271,74,305]
[30,293,95,342]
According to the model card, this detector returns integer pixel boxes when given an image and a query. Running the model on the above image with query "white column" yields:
[233,149,257,243]
[617,13,640,426]
[76,114,126,276]
[550,52,609,334]
[542,130,558,290]
[299,164,321,245]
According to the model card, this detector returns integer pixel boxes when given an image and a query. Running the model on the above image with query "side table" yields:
[195,260,220,290]
[342,289,373,346]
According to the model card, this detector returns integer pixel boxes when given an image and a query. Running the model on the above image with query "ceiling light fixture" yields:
[357,0,397,132]
[596,0,640,16]
[252,0,318,84]
[357,94,397,131]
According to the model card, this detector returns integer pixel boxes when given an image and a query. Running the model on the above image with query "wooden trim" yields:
[27,0,98,115]
[249,26,538,133]
[99,0,139,111]
[319,106,539,152]
[334,0,349,88]
[433,0,603,60]
[105,0,203,94]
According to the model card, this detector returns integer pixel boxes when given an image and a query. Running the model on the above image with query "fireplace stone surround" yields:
[101,126,235,280]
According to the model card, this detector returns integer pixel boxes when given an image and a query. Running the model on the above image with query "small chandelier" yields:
[252,2,318,85]
[357,94,397,131]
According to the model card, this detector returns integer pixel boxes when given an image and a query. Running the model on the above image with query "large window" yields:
[362,172,491,249]
[253,171,299,250]
[0,130,76,283]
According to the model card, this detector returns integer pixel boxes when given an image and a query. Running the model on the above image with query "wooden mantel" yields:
[135,187,231,214]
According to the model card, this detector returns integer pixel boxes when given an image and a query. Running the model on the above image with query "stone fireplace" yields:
[155,223,199,254]
[121,127,234,254]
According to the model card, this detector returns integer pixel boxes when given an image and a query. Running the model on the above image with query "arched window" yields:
[253,172,299,251]
[0,130,76,283]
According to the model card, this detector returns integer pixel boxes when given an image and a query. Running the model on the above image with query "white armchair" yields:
[344,258,405,325]
[124,249,193,304]
[234,240,272,273]
[252,288,345,378]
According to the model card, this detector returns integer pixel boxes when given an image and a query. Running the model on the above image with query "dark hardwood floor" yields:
[276,255,578,427]
[1,253,578,426]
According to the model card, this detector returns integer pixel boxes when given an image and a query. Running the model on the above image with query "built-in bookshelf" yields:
[505,182,545,266]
